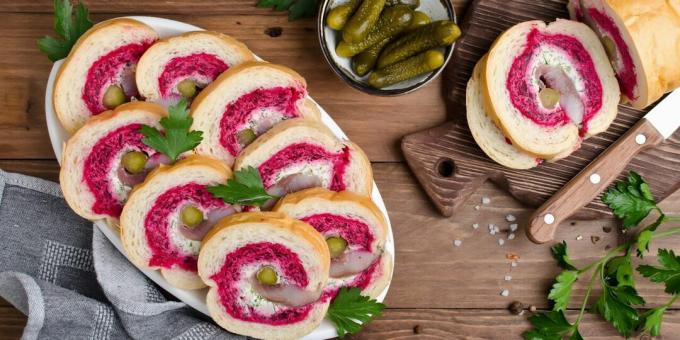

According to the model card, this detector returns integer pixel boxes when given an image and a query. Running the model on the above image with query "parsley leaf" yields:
[637,249,680,294]
[551,241,578,271]
[37,0,93,62]
[641,305,667,337]
[207,166,276,206]
[604,255,635,288]
[522,311,582,340]
[549,270,577,312]
[327,287,385,338]
[593,285,643,336]
[602,171,658,228]
[256,0,320,20]
[140,99,203,162]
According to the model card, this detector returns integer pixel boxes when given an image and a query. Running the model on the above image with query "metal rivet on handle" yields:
[635,134,647,145]
[544,214,555,225]
[590,173,601,184]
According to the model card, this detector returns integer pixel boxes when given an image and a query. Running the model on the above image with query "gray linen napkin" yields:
[0,169,244,340]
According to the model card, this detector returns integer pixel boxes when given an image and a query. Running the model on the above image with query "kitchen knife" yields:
[527,89,680,244]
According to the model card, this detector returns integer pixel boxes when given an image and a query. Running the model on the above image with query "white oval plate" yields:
[45,16,394,340]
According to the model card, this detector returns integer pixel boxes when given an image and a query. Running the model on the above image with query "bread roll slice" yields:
[191,61,321,166]
[135,31,254,103]
[198,212,330,340]
[54,18,158,133]
[120,156,233,290]
[571,0,680,108]
[235,119,373,197]
[60,102,166,221]
[274,188,393,299]
[483,19,619,158]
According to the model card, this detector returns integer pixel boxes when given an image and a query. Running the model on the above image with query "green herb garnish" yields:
[256,0,319,20]
[38,0,93,62]
[140,99,203,162]
[524,171,680,339]
[207,166,276,206]
[327,287,385,338]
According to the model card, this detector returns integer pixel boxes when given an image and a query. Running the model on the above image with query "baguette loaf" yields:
[198,212,330,340]
[235,119,373,197]
[60,102,166,221]
[54,18,158,133]
[135,31,254,103]
[274,188,393,299]
[120,155,233,290]
[483,19,619,158]
[191,61,321,166]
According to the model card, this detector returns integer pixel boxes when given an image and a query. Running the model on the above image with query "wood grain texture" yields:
[402,0,680,219]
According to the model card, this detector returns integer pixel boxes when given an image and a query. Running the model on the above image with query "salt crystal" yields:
[488,224,495,230]
[494,226,501,233]
[454,239,462,247]
[506,214,516,222]
[508,233,516,240]
[482,196,491,205]
[576,235,583,241]
[490,230,496,236]
[472,223,479,229]
[511,261,518,267]
[501,289,510,297]
[510,223,518,232]
[474,205,480,210]
[498,239,505,246]
[504,275,512,281]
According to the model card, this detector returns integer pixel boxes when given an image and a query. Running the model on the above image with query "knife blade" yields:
[527,89,680,244]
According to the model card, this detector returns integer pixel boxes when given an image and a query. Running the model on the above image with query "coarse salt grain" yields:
[498,239,505,246]
[576,235,583,241]
[488,224,495,230]
[472,223,479,229]
[501,289,510,297]
[490,230,496,235]
[511,261,518,267]
[508,233,516,240]
[474,205,480,210]
[510,223,518,232]
[454,239,462,247]
[504,275,512,281]
[506,214,516,222]
[482,197,491,205]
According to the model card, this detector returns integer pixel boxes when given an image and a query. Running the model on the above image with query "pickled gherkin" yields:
[326,0,362,30]
[368,49,444,88]
[352,37,392,76]
[377,20,460,68]
[336,4,413,57]
[342,0,386,43]
[385,0,420,8]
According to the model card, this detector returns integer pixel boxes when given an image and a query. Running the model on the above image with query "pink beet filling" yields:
[506,28,603,132]
[588,8,637,101]
[144,183,226,272]
[158,53,228,97]
[83,124,154,217]
[83,42,153,114]
[219,87,305,157]
[302,213,374,252]
[211,242,313,325]
[258,143,351,191]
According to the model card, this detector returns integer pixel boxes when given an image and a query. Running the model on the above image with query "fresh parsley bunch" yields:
[140,99,203,162]
[525,172,680,339]
[257,0,319,20]
[38,0,93,61]
[328,287,385,338]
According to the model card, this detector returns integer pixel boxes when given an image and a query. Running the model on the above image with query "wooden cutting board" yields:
[402,0,680,218]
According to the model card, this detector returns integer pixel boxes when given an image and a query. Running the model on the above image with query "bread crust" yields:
[54,18,158,133]
[59,101,167,221]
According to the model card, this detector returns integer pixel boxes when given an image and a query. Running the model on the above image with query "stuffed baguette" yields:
[120,155,235,289]
[54,18,158,133]
[198,212,330,340]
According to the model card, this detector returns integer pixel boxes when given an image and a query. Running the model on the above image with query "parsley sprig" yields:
[525,171,680,339]
[140,99,203,162]
[327,287,385,338]
[256,0,319,20]
[207,166,277,206]
[38,0,93,62]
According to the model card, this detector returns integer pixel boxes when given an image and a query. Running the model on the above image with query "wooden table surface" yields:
[1,1,680,339]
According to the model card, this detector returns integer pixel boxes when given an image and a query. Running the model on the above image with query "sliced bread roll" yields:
[120,156,233,290]
[198,212,330,340]
[571,0,680,108]
[274,188,393,299]
[54,18,158,133]
[191,61,321,166]
[234,119,373,197]
[483,19,619,158]
[60,102,167,221]
[135,31,254,103]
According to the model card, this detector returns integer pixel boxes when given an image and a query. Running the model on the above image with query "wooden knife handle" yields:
[527,118,664,244]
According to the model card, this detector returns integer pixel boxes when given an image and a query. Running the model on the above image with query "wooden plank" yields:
[0,0,470,17]
[0,13,447,161]
[0,304,25,340]
[2,160,680,310]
